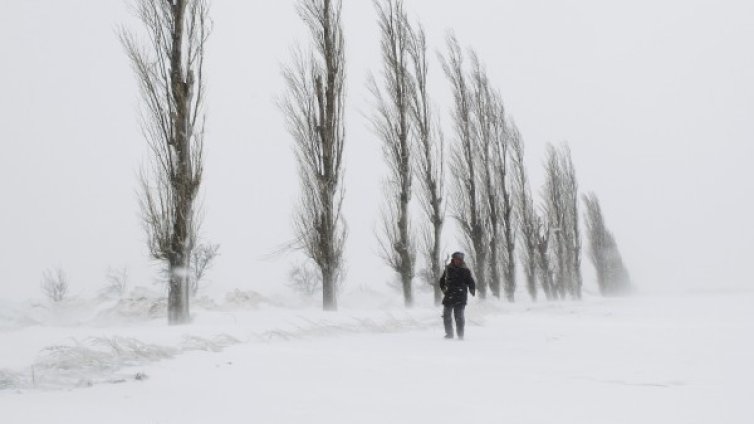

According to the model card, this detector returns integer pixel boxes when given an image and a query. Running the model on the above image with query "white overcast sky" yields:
[0,0,752,301]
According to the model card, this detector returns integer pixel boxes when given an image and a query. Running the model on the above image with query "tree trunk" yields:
[168,259,190,324]
[431,223,443,305]
[398,127,413,307]
[489,241,501,298]
[168,0,192,325]
[503,224,516,302]
[555,234,566,300]
[322,190,338,311]
[322,266,337,311]
[475,247,487,299]
[526,263,537,301]
[401,272,413,307]
[544,273,555,300]
[502,181,516,302]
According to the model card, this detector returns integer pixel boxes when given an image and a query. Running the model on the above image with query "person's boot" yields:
[443,308,454,339]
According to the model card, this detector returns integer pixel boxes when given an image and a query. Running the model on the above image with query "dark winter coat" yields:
[439,264,476,306]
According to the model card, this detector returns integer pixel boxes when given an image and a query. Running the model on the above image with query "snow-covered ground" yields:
[1,289,752,424]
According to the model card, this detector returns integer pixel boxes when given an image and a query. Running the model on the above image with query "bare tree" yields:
[534,216,556,300]
[409,23,445,305]
[467,55,516,302]
[583,193,631,295]
[542,143,582,299]
[189,243,219,297]
[495,108,516,303]
[282,0,347,311]
[441,34,488,298]
[41,268,68,303]
[543,144,568,299]
[369,0,416,307]
[102,266,129,298]
[468,53,501,300]
[445,43,515,302]
[121,0,210,324]
[562,146,583,299]
[510,122,538,301]
[287,260,322,297]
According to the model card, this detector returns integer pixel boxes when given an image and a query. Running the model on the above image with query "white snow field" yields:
[1,289,752,424]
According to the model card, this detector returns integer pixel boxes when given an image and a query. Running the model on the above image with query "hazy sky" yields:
[1,0,752,301]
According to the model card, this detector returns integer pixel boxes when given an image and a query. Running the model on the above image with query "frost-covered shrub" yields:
[97,286,166,321]
[30,337,177,388]
[190,243,220,297]
[100,266,129,299]
[224,289,269,309]
[287,261,321,297]
[41,268,68,303]
[0,370,19,390]
[181,334,240,352]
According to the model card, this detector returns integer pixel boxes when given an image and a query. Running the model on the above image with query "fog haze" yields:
[1,0,752,301]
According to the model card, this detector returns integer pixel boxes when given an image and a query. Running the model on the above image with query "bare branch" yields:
[409,23,445,305]
[189,243,219,297]
[583,193,631,295]
[542,143,582,299]
[41,267,68,303]
[440,34,489,299]
[121,0,211,324]
[369,0,416,307]
[282,0,347,311]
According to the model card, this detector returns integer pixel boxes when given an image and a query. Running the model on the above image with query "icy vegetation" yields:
[0,288,438,392]
[1,289,753,423]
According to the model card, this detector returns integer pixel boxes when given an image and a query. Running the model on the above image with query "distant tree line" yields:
[116,0,630,322]
[361,0,630,308]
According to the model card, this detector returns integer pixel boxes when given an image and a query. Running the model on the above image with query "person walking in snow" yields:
[439,252,476,340]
